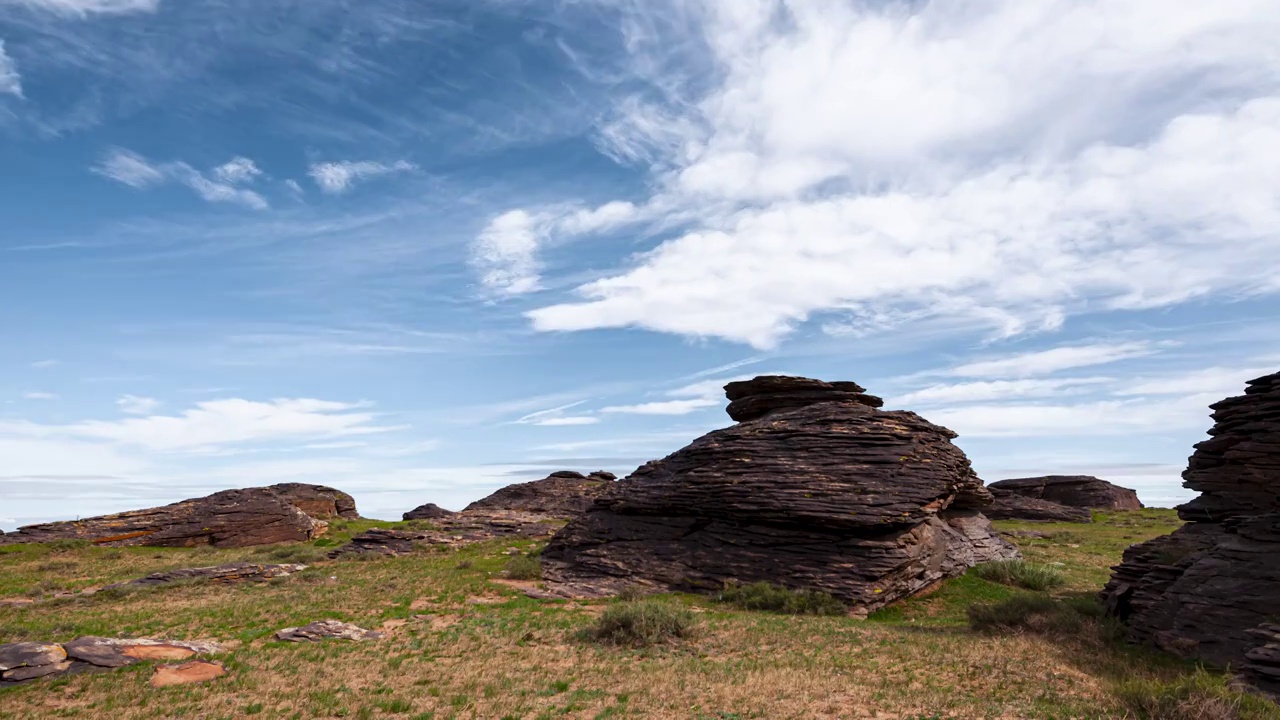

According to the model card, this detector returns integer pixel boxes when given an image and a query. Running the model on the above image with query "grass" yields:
[971,559,1067,591]
[589,600,697,647]
[716,581,847,616]
[0,508,1276,719]
[502,554,542,581]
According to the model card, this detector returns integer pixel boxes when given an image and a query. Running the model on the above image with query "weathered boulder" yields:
[331,511,561,558]
[275,620,382,642]
[463,470,617,517]
[1101,371,1280,697]
[0,484,357,548]
[1,637,222,685]
[540,376,1018,610]
[985,490,1094,523]
[989,475,1142,510]
[403,503,456,521]
[724,375,884,422]
[0,643,66,683]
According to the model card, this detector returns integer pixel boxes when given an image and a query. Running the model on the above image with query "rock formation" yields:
[403,503,456,521]
[1,637,223,685]
[986,491,1094,523]
[989,475,1142,510]
[275,620,382,642]
[463,470,617,517]
[1101,371,1280,697]
[103,562,308,590]
[0,484,356,548]
[540,375,1018,610]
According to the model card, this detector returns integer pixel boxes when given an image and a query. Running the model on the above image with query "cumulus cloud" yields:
[473,210,545,296]
[522,1,1280,348]
[307,160,415,194]
[116,394,160,415]
[0,0,159,15]
[92,148,268,209]
[0,40,21,98]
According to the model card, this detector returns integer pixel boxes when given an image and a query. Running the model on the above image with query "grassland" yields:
[1,510,1277,719]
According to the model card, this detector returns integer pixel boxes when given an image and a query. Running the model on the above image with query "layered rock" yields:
[985,491,1093,523]
[463,470,617,517]
[0,484,356,548]
[989,475,1142,511]
[331,511,561,558]
[540,376,1018,610]
[103,562,308,590]
[403,503,456,521]
[1,637,223,685]
[1101,371,1280,697]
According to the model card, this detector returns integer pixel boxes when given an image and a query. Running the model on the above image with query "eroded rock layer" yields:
[985,491,1093,523]
[988,475,1142,511]
[1101,371,1280,697]
[0,484,356,548]
[541,376,1018,610]
[463,471,617,517]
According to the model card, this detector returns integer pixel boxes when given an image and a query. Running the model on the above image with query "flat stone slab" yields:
[275,620,383,642]
[0,643,66,673]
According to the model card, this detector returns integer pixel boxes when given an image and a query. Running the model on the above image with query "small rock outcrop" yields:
[1,637,223,685]
[463,470,617,517]
[989,475,1142,510]
[403,503,456,521]
[986,491,1094,523]
[0,484,357,548]
[540,376,1018,611]
[103,562,308,590]
[275,620,382,642]
[1101,371,1280,697]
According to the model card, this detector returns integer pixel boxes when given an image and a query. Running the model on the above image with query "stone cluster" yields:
[0,484,357,548]
[0,637,223,685]
[540,376,1018,611]
[1101,371,1280,697]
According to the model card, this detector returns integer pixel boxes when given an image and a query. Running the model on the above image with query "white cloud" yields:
[893,377,1114,406]
[1115,366,1272,397]
[307,160,415,194]
[116,394,160,415]
[23,392,57,400]
[1,0,159,15]
[534,416,600,426]
[0,40,21,98]
[526,1,1280,348]
[929,392,1223,438]
[473,209,545,296]
[212,157,261,184]
[947,343,1158,379]
[30,359,58,369]
[601,398,719,416]
[63,397,393,453]
[92,149,268,209]
[559,201,639,235]
[513,400,599,426]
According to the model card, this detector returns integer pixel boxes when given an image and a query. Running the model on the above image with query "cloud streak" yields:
[0,40,21,97]
[308,160,415,194]
[92,148,268,210]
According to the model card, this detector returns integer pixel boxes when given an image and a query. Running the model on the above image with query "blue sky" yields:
[2,0,1278,528]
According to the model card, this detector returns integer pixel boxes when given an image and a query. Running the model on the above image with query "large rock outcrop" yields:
[540,376,1018,610]
[985,492,1093,523]
[989,475,1142,511]
[0,484,357,548]
[463,470,617,517]
[1100,371,1280,697]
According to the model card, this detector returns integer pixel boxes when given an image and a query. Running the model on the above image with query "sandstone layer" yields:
[989,475,1142,511]
[1100,371,1280,697]
[540,376,1018,610]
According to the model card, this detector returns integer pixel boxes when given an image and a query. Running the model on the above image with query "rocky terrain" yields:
[541,376,1019,610]
[0,484,358,548]
[1101,370,1280,696]
[463,470,616,516]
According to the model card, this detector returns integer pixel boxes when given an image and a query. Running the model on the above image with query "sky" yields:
[1,0,1278,529]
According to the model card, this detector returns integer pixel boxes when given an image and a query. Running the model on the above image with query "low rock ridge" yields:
[988,475,1142,511]
[985,492,1093,523]
[539,375,1018,610]
[1100,371,1280,698]
[462,470,617,517]
[0,484,357,548]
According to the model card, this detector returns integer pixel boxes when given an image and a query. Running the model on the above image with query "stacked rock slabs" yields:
[541,376,1018,611]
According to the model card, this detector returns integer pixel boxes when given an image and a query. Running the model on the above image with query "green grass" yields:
[715,581,847,616]
[502,554,542,581]
[1115,669,1280,720]
[971,559,1067,591]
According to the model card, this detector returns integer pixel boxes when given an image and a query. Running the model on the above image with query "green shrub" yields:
[716,581,847,616]
[591,600,696,646]
[503,554,542,580]
[972,559,1066,591]
[1114,669,1280,720]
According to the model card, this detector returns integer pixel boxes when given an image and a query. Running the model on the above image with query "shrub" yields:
[591,600,696,646]
[1114,669,1280,720]
[716,581,847,616]
[972,559,1066,591]
[503,554,542,580]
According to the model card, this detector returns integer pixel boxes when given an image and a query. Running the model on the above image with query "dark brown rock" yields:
[988,475,1142,510]
[723,375,884,422]
[985,490,1093,523]
[103,562,307,590]
[463,470,617,517]
[540,376,1017,610]
[0,484,357,548]
[1101,371,1280,698]
[331,511,563,558]
[403,503,456,521]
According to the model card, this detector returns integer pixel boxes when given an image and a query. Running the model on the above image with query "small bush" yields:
[455,559,474,570]
[503,554,542,580]
[716,581,847,616]
[591,600,696,646]
[615,585,649,602]
[1115,669,1280,720]
[972,559,1066,591]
